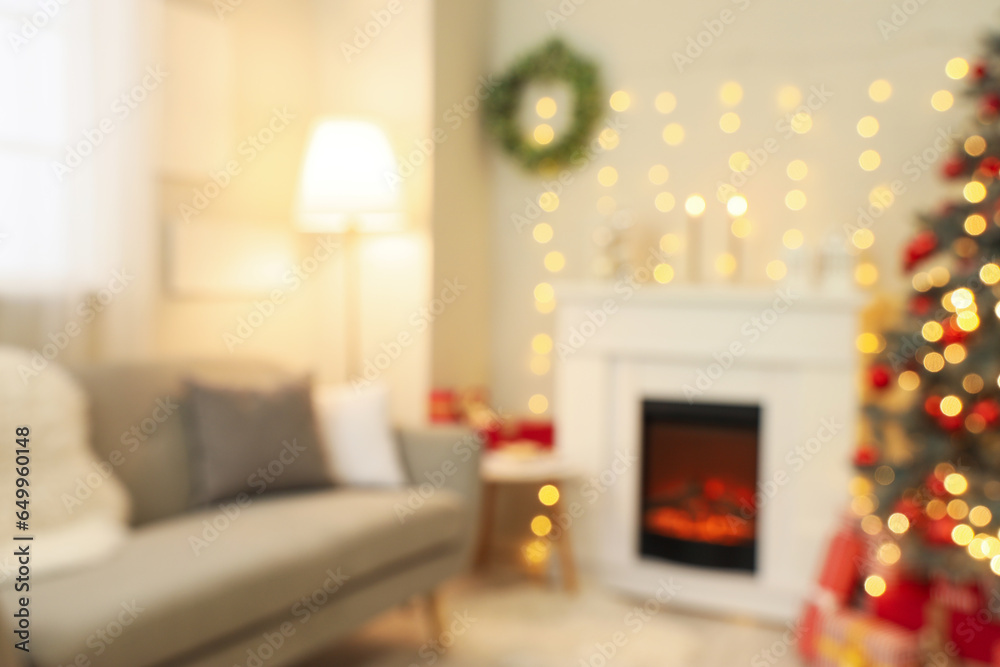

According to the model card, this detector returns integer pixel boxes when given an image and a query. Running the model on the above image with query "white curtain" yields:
[0,0,158,361]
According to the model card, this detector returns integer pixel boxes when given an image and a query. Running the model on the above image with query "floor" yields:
[302,574,806,667]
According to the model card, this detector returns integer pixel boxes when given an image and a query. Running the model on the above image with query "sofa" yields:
[1,359,481,667]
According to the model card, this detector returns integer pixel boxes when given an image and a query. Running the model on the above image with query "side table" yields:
[474,445,579,592]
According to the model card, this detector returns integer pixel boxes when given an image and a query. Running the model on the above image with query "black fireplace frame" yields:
[638,400,761,573]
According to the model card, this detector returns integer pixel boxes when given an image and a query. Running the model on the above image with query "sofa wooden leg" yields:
[422,591,445,639]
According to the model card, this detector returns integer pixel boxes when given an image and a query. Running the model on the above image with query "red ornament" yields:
[925,395,943,418]
[894,498,920,521]
[925,472,946,496]
[981,156,1000,178]
[972,61,988,81]
[982,93,1000,116]
[942,317,968,344]
[903,231,938,271]
[854,444,878,467]
[925,516,958,545]
[909,295,933,316]
[870,365,891,389]
[973,399,1000,426]
[942,157,966,179]
[937,414,964,431]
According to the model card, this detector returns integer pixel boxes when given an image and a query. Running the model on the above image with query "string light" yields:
[662,123,685,146]
[530,357,550,376]
[966,135,987,156]
[855,263,878,286]
[852,229,875,249]
[655,92,677,114]
[544,251,565,273]
[715,253,737,276]
[966,214,987,235]
[931,90,954,112]
[653,263,675,284]
[531,333,553,355]
[869,79,892,102]
[777,85,802,110]
[787,159,808,180]
[783,229,804,249]
[609,91,631,112]
[720,81,743,106]
[785,190,807,210]
[970,505,993,527]
[953,524,974,546]
[598,166,619,187]
[898,371,920,391]
[856,333,880,354]
[731,218,752,238]
[859,150,882,171]
[865,575,887,597]
[532,223,553,244]
[655,192,676,212]
[648,164,669,184]
[946,57,970,80]
[528,394,549,414]
[964,182,987,203]
[719,112,741,133]
[539,191,560,212]
[878,543,901,565]
[536,97,557,118]
[598,128,620,150]
[730,152,752,172]
[790,112,812,134]
[857,116,879,138]
[887,512,910,534]
[945,473,969,495]
[534,283,554,303]
[766,260,787,281]
[533,124,555,145]
[538,485,560,506]
[530,515,552,536]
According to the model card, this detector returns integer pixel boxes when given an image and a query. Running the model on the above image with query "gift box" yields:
[813,609,919,667]
[872,576,930,630]
[950,608,1000,664]
[798,521,867,661]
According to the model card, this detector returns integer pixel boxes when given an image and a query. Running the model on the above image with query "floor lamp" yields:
[294,119,401,380]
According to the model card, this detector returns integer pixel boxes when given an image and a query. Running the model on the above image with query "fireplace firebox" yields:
[639,400,760,572]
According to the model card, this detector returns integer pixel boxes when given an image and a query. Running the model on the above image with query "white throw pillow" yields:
[0,346,132,578]
[312,383,408,486]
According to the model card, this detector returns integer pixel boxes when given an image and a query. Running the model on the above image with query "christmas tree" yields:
[858,39,1000,601]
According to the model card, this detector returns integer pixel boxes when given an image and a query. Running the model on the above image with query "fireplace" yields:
[639,400,760,572]
[553,283,858,620]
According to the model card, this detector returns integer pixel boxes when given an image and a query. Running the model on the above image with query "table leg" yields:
[552,491,578,593]
[474,480,497,570]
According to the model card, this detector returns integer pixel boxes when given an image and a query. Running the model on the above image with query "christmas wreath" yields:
[483,39,603,172]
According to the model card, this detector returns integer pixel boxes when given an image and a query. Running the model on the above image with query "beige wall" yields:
[428,0,494,392]
[488,0,997,418]
[155,0,434,425]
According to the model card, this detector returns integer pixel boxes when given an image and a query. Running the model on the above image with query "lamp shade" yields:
[295,119,401,233]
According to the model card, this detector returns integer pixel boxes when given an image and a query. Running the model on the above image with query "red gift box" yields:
[872,576,930,631]
[799,521,866,660]
[951,609,1000,663]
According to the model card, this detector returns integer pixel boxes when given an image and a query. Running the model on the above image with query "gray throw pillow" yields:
[182,376,333,506]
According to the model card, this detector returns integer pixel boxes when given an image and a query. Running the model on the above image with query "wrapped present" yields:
[950,608,1000,663]
[872,575,930,630]
[799,520,867,661]
[931,576,983,614]
[814,609,919,667]
[429,388,458,423]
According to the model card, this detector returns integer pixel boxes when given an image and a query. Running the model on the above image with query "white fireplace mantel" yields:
[553,281,862,621]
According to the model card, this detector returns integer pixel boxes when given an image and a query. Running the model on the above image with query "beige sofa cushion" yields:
[23,487,463,667]
[71,359,299,525]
